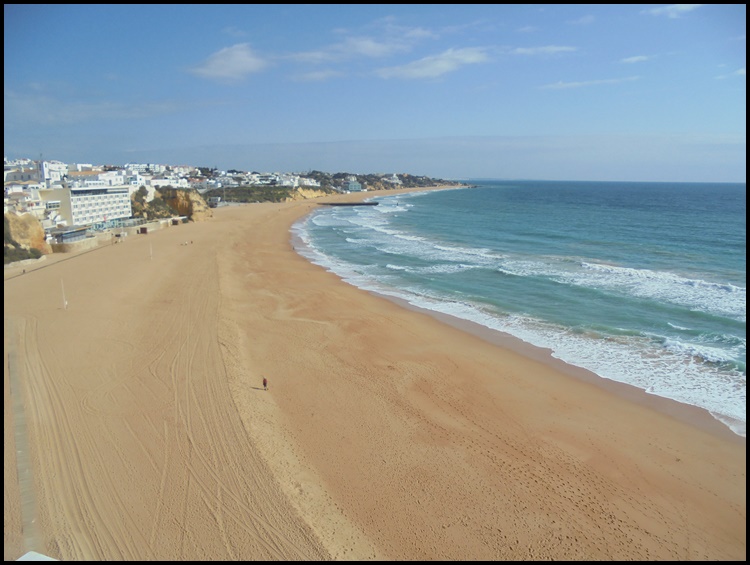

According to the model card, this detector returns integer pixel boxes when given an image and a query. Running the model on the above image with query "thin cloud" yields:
[376,19,438,41]
[509,45,577,55]
[290,30,426,64]
[715,67,746,79]
[289,20,437,65]
[222,26,247,38]
[621,55,653,64]
[337,17,438,40]
[440,19,497,36]
[289,49,335,65]
[517,26,538,33]
[289,36,409,64]
[292,70,344,82]
[342,36,410,58]
[542,76,641,89]
[641,4,703,18]
[401,26,437,40]
[375,47,490,79]
[567,15,595,25]
[4,88,180,126]
[190,43,268,82]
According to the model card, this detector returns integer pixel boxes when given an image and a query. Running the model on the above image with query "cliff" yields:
[4,212,52,256]
[283,187,331,202]
[155,188,213,222]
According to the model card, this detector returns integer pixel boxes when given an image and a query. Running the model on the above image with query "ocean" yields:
[292,180,746,438]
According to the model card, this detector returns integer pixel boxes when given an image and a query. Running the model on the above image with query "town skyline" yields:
[4,153,447,185]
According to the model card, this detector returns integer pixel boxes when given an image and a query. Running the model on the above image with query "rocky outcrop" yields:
[283,187,330,202]
[159,188,213,222]
[4,212,52,255]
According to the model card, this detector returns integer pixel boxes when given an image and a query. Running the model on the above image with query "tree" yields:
[134,185,148,206]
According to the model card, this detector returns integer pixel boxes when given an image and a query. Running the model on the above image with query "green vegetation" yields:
[197,167,217,177]
[305,171,334,190]
[133,185,148,206]
[200,171,458,204]
[146,193,177,218]
[131,185,185,219]
[313,171,457,191]
[203,184,336,204]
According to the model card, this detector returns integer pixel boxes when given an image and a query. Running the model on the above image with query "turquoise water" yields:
[292,180,746,437]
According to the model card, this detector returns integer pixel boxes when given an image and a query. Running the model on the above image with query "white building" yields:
[97,170,125,186]
[4,167,39,183]
[41,160,69,187]
[171,165,197,176]
[150,176,189,189]
[5,180,44,194]
[342,179,363,192]
[190,178,219,191]
[4,187,45,219]
[39,186,132,228]
[124,171,153,190]
[277,173,299,187]
[4,156,34,169]
[124,162,166,175]
[298,176,321,187]
[68,163,95,172]
[255,173,278,185]
[66,170,102,187]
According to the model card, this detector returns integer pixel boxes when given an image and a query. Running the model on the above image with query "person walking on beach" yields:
[263,377,268,391]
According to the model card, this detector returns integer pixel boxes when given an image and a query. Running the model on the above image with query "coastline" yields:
[381,293,745,445]
[271,186,745,559]
[293,185,745,445]
[4,186,745,560]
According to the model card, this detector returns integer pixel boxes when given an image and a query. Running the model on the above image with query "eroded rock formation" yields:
[4,212,52,255]
[159,188,213,221]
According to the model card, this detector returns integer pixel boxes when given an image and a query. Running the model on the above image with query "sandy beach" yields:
[4,186,746,560]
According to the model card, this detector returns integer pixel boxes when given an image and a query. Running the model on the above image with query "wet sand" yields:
[4,186,745,560]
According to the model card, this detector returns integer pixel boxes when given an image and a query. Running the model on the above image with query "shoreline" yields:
[292,186,745,446]
[380,293,745,445]
[273,189,745,559]
[4,186,745,560]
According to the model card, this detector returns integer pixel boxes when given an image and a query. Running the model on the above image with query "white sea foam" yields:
[292,189,747,439]
[479,255,748,322]
[296,225,746,431]
[374,202,412,214]
[432,244,504,263]
[296,242,746,436]
[301,206,746,326]
[390,287,745,417]
[310,212,357,228]
[385,262,479,275]
[578,262,746,321]
[341,220,504,268]
[711,414,746,437]
[344,237,372,245]
[661,337,741,365]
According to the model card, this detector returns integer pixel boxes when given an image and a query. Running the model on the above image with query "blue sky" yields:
[4,4,746,182]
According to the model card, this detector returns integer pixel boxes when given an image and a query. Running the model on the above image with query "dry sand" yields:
[4,186,746,560]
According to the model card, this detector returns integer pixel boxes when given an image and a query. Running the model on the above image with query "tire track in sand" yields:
[162,254,327,560]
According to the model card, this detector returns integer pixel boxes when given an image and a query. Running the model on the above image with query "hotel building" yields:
[39,186,132,228]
